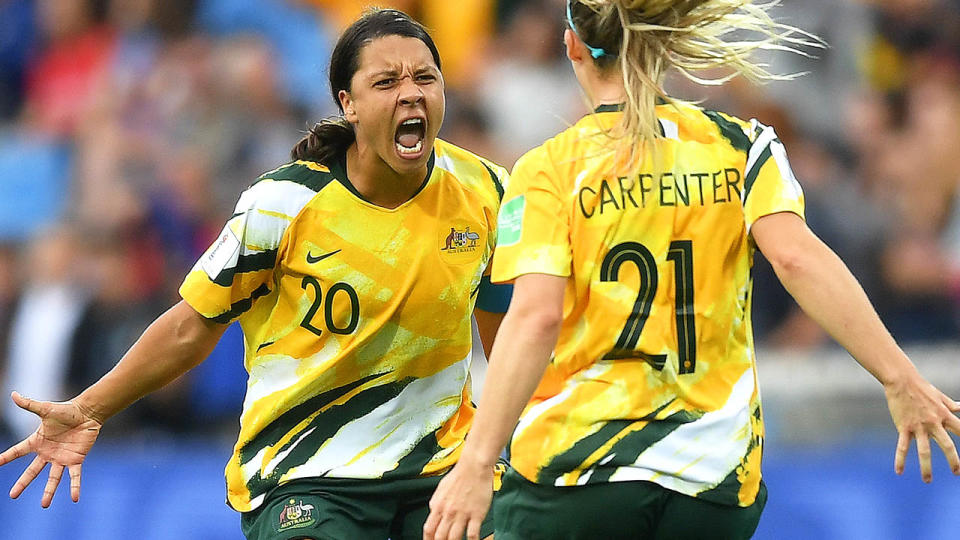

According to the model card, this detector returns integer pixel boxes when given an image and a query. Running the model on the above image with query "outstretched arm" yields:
[752,211,960,482]
[0,300,228,506]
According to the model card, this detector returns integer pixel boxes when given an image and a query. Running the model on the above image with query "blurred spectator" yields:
[307,0,418,29]
[197,0,335,116]
[22,0,116,137]
[475,0,582,165]
[0,0,37,120]
[420,0,496,88]
[306,0,496,89]
[2,226,88,438]
[0,244,19,381]
[758,0,873,140]
[871,58,960,342]
[440,91,499,162]
[202,35,300,204]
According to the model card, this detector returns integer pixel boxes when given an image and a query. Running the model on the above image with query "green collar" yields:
[329,150,436,207]
[593,103,624,113]
[594,97,668,113]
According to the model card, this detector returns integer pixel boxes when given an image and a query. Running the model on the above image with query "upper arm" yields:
[752,211,822,270]
[508,273,565,328]
[169,300,232,344]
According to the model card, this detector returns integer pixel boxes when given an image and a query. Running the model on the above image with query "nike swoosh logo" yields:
[306,249,341,264]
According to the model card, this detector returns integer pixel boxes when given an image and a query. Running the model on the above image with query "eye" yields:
[416,74,436,82]
[374,78,396,88]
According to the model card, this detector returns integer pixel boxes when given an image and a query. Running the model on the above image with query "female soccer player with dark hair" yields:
[0,9,509,540]
[425,1,960,539]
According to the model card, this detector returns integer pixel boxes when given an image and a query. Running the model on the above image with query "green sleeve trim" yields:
[209,283,272,324]
[482,162,505,201]
[253,162,333,193]
[211,249,278,287]
[702,110,751,153]
[742,146,773,205]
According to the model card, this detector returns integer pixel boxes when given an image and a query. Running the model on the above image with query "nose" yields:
[398,77,423,106]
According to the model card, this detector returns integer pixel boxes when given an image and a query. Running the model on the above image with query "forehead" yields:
[355,34,438,75]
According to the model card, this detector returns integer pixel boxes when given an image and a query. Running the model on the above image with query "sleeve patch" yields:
[201,224,242,281]
[497,196,525,247]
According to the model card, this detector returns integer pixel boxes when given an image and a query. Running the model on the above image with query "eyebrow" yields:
[368,65,438,79]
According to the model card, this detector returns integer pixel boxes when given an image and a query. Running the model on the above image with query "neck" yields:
[345,143,427,208]
[577,63,627,109]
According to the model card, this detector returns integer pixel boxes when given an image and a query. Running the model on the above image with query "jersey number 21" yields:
[600,241,697,374]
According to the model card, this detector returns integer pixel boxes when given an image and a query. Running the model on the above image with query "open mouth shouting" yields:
[395,117,427,159]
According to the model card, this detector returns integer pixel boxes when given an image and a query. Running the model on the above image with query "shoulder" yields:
[671,103,777,154]
[512,143,552,176]
[434,139,509,200]
[511,125,572,183]
[245,160,335,206]
[525,115,607,175]
[251,160,337,193]
[234,160,333,225]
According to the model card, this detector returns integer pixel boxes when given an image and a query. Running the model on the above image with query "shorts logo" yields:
[439,220,486,265]
[277,498,316,532]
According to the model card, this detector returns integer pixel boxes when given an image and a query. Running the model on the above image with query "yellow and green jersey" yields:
[180,140,508,512]
[492,103,804,507]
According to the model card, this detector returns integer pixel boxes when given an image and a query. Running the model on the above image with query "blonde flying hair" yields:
[567,0,819,151]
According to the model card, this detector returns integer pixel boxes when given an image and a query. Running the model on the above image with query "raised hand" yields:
[884,376,960,482]
[0,392,103,507]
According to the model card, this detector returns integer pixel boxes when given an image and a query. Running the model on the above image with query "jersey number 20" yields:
[300,277,360,336]
[600,241,697,374]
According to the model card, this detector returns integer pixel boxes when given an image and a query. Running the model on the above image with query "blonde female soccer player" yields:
[0,9,510,540]
[424,1,960,539]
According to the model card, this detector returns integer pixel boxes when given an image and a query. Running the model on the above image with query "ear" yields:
[564,28,585,64]
[339,89,358,123]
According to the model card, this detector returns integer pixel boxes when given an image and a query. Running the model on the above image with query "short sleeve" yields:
[491,146,572,283]
[179,182,295,323]
[742,120,805,232]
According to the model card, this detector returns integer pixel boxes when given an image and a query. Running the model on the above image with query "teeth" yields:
[396,140,423,154]
[401,118,423,126]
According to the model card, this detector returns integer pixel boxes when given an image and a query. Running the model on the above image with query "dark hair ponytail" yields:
[291,118,355,163]
[290,8,441,165]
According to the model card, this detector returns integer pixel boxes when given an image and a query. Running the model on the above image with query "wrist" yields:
[72,393,109,425]
[458,442,500,470]
[878,360,922,391]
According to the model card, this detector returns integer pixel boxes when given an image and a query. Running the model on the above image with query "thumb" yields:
[11,392,45,417]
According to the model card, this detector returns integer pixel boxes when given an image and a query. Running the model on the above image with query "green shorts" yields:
[241,474,497,540]
[493,468,767,540]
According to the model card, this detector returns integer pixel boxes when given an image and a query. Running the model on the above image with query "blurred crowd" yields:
[0,0,959,440]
